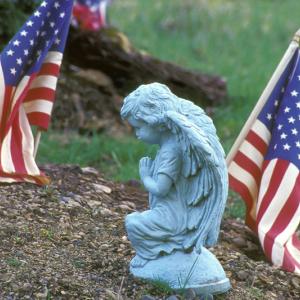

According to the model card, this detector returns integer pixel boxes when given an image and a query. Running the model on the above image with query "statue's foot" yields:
[130,255,148,268]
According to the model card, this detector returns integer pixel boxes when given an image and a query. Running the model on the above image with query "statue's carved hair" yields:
[121,82,177,126]
[120,82,217,139]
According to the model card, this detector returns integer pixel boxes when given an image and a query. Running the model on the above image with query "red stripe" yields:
[0,86,13,140]
[24,87,55,102]
[3,76,35,138]
[282,246,300,272]
[256,160,289,224]
[27,112,50,130]
[10,112,27,174]
[246,130,268,155]
[233,151,262,187]
[0,170,24,182]
[39,63,60,76]
[229,174,257,232]
[263,173,300,258]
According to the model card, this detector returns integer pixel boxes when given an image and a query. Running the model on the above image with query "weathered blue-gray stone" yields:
[120,83,230,295]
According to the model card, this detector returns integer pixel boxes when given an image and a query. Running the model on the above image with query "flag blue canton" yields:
[1,0,73,85]
[257,50,300,167]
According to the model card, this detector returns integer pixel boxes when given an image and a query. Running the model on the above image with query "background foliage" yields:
[0,0,36,44]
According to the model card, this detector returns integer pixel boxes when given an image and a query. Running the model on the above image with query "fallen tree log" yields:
[65,27,227,107]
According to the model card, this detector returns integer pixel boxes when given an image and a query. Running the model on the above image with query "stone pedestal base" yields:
[130,248,231,295]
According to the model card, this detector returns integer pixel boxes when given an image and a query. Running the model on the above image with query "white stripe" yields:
[228,161,258,200]
[44,51,63,65]
[23,100,53,115]
[256,159,277,212]
[239,140,264,169]
[251,119,271,145]
[0,177,17,183]
[288,236,300,261]
[30,75,57,90]
[11,76,31,111]
[1,127,15,173]
[271,239,285,267]
[18,106,40,175]
[0,62,5,124]
[258,163,299,247]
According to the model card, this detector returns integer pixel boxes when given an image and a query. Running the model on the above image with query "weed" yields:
[40,228,55,241]
[177,255,199,291]
[143,278,173,296]
[6,258,22,267]
[72,259,86,269]
[246,286,264,299]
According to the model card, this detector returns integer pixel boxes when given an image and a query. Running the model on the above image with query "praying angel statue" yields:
[121,83,230,295]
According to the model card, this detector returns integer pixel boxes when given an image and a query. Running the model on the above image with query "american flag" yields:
[228,39,300,274]
[0,0,73,185]
[72,0,109,31]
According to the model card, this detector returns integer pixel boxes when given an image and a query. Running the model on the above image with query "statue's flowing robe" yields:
[126,144,188,260]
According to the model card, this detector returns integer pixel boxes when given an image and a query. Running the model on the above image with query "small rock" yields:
[291,277,300,288]
[104,289,118,300]
[199,294,213,300]
[165,296,179,300]
[140,295,156,300]
[81,166,99,175]
[185,288,196,299]
[21,282,32,292]
[93,183,112,194]
[232,236,247,247]
[118,204,134,211]
[100,208,115,216]
[246,241,259,251]
[237,270,248,281]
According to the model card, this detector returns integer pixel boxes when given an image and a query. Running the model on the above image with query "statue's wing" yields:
[165,110,219,205]
[165,111,227,251]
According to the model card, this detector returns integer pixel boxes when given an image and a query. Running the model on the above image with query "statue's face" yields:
[128,116,161,145]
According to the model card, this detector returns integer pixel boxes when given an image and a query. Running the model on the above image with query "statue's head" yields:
[120,82,177,127]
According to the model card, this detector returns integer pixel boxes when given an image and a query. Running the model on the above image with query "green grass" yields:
[37,131,157,181]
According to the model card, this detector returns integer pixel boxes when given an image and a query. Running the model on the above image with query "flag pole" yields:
[226,29,300,166]
[33,129,42,159]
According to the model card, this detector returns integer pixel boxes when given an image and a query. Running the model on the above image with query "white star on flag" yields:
[6,49,14,56]
[13,40,20,46]
[291,90,298,96]
[280,132,287,139]
[20,30,28,37]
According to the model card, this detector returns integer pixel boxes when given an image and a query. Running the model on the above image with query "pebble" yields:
[81,166,99,175]
[199,294,213,300]
[232,236,247,247]
[21,283,32,292]
[165,296,179,300]
[141,295,156,300]
[237,270,248,281]
[93,183,112,194]
[291,277,300,288]
[185,288,196,299]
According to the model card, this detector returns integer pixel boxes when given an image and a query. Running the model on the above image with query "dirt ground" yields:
[0,164,300,299]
